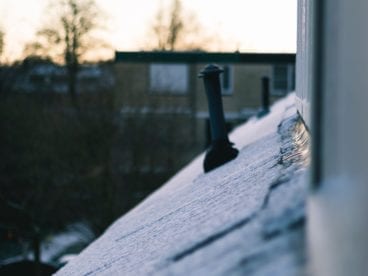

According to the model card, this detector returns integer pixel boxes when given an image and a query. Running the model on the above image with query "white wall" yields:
[307,1,368,275]
[295,0,313,127]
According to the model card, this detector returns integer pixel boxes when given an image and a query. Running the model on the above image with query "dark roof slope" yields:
[115,51,296,64]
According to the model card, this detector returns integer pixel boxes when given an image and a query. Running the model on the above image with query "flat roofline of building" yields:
[115,51,296,64]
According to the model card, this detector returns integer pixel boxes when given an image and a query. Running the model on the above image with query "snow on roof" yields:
[56,93,309,276]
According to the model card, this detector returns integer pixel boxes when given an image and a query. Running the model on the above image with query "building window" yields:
[149,64,188,94]
[221,65,233,95]
[272,64,295,95]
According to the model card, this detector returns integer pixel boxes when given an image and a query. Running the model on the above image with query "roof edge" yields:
[114,51,296,64]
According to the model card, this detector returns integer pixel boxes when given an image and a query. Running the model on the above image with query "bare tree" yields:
[146,0,215,51]
[24,0,110,107]
[153,0,183,51]
[0,28,4,59]
[0,27,10,94]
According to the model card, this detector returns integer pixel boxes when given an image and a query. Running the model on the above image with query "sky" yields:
[0,0,297,61]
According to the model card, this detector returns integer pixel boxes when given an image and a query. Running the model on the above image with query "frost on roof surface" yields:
[56,93,309,276]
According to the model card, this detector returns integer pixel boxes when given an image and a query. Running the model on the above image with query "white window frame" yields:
[272,64,295,96]
[149,63,188,95]
[220,64,233,96]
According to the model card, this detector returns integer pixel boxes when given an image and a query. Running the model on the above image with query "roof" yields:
[115,51,296,64]
[56,94,309,276]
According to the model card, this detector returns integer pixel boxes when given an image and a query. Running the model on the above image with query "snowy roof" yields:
[56,93,309,276]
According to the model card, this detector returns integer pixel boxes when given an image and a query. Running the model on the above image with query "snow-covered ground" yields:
[56,93,309,276]
[41,223,95,265]
[0,223,95,268]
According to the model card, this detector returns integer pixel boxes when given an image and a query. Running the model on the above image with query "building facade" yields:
[114,52,295,149]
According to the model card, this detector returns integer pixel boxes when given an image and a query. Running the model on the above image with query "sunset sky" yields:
[0,0,297,61]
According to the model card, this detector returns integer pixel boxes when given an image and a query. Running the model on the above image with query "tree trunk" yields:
[68,62,80,111]
[32,229,41,276]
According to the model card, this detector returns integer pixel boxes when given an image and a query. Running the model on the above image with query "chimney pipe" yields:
[258,76,270,117]
[199,64,238,173]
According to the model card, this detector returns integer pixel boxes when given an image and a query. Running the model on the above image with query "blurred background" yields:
[0,0,296,274]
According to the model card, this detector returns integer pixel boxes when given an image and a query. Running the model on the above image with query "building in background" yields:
[113,51,295,150]
[6,58,115,94]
